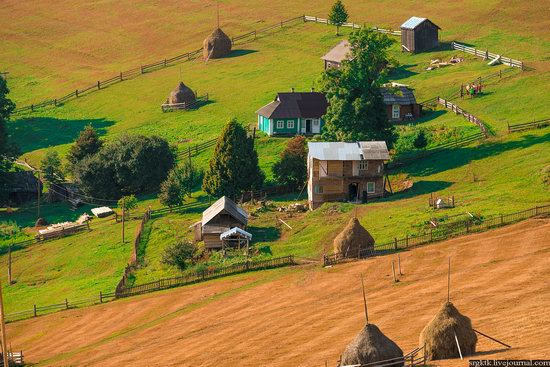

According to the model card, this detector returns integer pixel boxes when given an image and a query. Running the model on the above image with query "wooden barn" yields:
[1,171,42,205]
[321,40,350,69]
[381,85,422,122]
[400,17,440,53]
[193,196,249,250]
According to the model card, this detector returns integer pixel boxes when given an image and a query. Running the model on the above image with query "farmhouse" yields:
[321,40,350,69]
[307,141,390,210]
[400,17,441,53]
[256,90,328,136]
[382,85,422,121]
[193,196,249,250]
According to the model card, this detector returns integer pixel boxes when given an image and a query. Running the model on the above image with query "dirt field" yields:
[8,218,550,366]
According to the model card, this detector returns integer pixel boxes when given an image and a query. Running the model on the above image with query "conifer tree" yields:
[202,118,264,198]
[328,0,349,36]
[273,135,307,189]
[66,124,103,174]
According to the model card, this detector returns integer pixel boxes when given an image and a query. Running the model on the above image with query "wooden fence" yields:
[304,15,401,36]
[161,94,209,112]
[0,351,24,366]
[508,118,550,133]
[451,42,524,69]
[115,255,295,298]
[338,345,427,367]
[13,16,304,115]
[437,97,490,137]
[323,204,550,266]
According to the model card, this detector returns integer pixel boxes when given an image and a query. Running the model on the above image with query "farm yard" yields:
[0,0,549,365]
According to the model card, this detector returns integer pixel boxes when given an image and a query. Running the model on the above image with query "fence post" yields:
[54,99,57,106]
[281,20,283,28]
[120,72,123,81]
[33,304,37,317]
[164,59,167,67]
[394,238,397,250]
[405,235,409,247]
[535,206,539,215]
[76,89,79,98]
[97,81,100,90]
[31,104,34,112]
[466,221,470,233]
[141,65,144,74]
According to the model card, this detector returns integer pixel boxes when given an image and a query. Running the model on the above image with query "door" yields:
[348,183,359,202]
[312,119,320,134]
[305,119,312,133]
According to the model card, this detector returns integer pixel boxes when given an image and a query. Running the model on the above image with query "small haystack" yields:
[166,82,196,105]
[203,28,232,60]
[341,323,404,366]
[420,302,477,360]
[333,217,375,257]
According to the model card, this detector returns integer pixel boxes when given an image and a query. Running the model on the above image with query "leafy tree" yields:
[320,28,396,146]
[66,124,103,174]
[328,0,349,36]
[179,159,202,196]
[273,135,307,189]
[203,118,264,198]
[118,194,138,217]
[159,168,187,210]
[161,239,198,271]
[413,129,428,150]
[40,150,64,185]
[0,77,17,202]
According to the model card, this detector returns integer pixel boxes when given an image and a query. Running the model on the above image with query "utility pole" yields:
[7,244,12,285]
[37,170,41,220]
[0,282,10,367]
[121,197,125,243]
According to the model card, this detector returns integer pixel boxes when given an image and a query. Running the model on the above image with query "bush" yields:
[161,240,198,271]
[273,135,307,189]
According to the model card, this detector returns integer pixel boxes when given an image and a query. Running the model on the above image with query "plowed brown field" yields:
[8,218,550,366]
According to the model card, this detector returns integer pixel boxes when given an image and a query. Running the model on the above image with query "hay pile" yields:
[167,82,196,105]
[420,302,477,360]
[203,28,232,60]
[341,323,404,366]
[333,218,375,257]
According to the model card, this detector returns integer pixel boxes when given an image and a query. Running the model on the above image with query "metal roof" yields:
[220,227,252,240]
[202,196,248,227]
[308,141,390,161]
[321,40,351,63]
[401,17,441,30]
[256,92,328,119]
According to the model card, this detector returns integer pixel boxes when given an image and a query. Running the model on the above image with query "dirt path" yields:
[8,218,550,366]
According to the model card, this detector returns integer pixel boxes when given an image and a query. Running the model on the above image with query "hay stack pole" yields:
[361,273,368,324]
[447,257,451,302]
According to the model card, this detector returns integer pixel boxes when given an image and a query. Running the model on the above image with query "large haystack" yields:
[341,323,404,366]
[167,82,196,105]
[420,302,477,360]
[333,217,375,257]
[203,28,232,60]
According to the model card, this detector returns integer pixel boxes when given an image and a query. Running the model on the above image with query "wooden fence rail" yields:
[437,97,490,137]
[451,42,524,69]
[116,255,295,298]
[508,118,550,133]
[0,351,24,366]
[304,15,401,35]
[324,204,550,266]
[161,94,209,112]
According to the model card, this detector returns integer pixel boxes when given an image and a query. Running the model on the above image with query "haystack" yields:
[167,82,196,105]
[420,302,477,360]
[203,28,232,59]
[333,218,375,257]
[341,323,404,366]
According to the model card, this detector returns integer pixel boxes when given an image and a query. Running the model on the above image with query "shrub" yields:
[161,240,198,271]
[273,135,307,189]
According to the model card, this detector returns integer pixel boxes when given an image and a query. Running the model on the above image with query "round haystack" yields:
[167,82,196,105]
[420,302,477,360]
[35,217,48,227]
[341,323,404,366]
[333,217,375,257]
[203,28,232,59]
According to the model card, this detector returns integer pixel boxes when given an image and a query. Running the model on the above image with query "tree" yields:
[202,118,264,198]
[66,124,103,174]
[273,135,307,189]
[0,77,17,203]
[328,0,349,36]
[159,168,187,210]
[161,239,198,271]
[179,159,202,196]
[118,194,138,217]
[413,129,428,150]
[320,28,397,147]
[40,150,64,185]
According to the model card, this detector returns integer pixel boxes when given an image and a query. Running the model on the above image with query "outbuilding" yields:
[400,17,440,53]
[321,40,350,69]
[381,85,422,122]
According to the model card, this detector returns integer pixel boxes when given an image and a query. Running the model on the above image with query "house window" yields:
[314,185,324,194]
[392,105,400,119]
[367,182,375,193]
[287,120,295,129]
[276,120,284,129]
[359,160,368,171]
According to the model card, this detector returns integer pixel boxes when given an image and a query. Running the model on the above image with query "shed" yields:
[321,40,350,69]
[381,85,422,121]
[193,196,249,250]
[400,17,440,53]
[1,171,42,205]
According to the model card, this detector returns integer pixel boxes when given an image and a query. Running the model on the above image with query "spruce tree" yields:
[66,124,103,174]
[328,0,349,36]
[273,136,307,190]
[202,118,264,198]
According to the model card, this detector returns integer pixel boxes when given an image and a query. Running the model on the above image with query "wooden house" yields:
[193,196,249,250]
[256,90,328,136]
[400,17,440,53]
[381,85,422,122]
[321,40,350,69]
[307,141,390,210]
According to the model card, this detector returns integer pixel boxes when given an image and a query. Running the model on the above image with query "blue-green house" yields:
[256,90,328,136]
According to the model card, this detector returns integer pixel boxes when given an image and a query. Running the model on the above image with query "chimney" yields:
[291,87,295,93]
[311,87,315,92]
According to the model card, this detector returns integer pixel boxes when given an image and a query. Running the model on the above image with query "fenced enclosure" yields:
[0,351,24,366]
[115,255,295,298]
[336,345,427,367]
[304,15,401,36]
[323,204,550,266]
[437,97,490,137]
[161,94,209,112]
[508,118,550,133]
[451,42,524,69]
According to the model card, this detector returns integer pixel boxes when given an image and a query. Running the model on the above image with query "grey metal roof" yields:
[220,227,252,240]
[202,196,248,227]
[321,40,351,63]
[308,141,390,161]
[401,16,441,30]
[256,92,328,119]
[381,86,417,105]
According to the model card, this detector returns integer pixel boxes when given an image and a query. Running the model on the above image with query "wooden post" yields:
[466,221,469,233]
[37,171,41,221]
[65,298,69,309]
[122,198,125,243]
[499,69,502,79]
[7,245,12,285]
[97,81,100,90]
[164,59,167,67]
[99,291,103,303]
[392,261,397,282]
[141,65,144,74]
[54,99,57,106]
[120,72,123,81]
[0,282,9,367]
[33,304,37,317]
[281,20,283,28]
[398,254,402,275]
[405,234,409,247]
[75,89,79,97]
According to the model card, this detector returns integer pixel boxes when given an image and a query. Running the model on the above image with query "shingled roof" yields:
[321,40,351,63]
[256,92,328,119]
[202,196,248,227]
[381,86,417,105]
